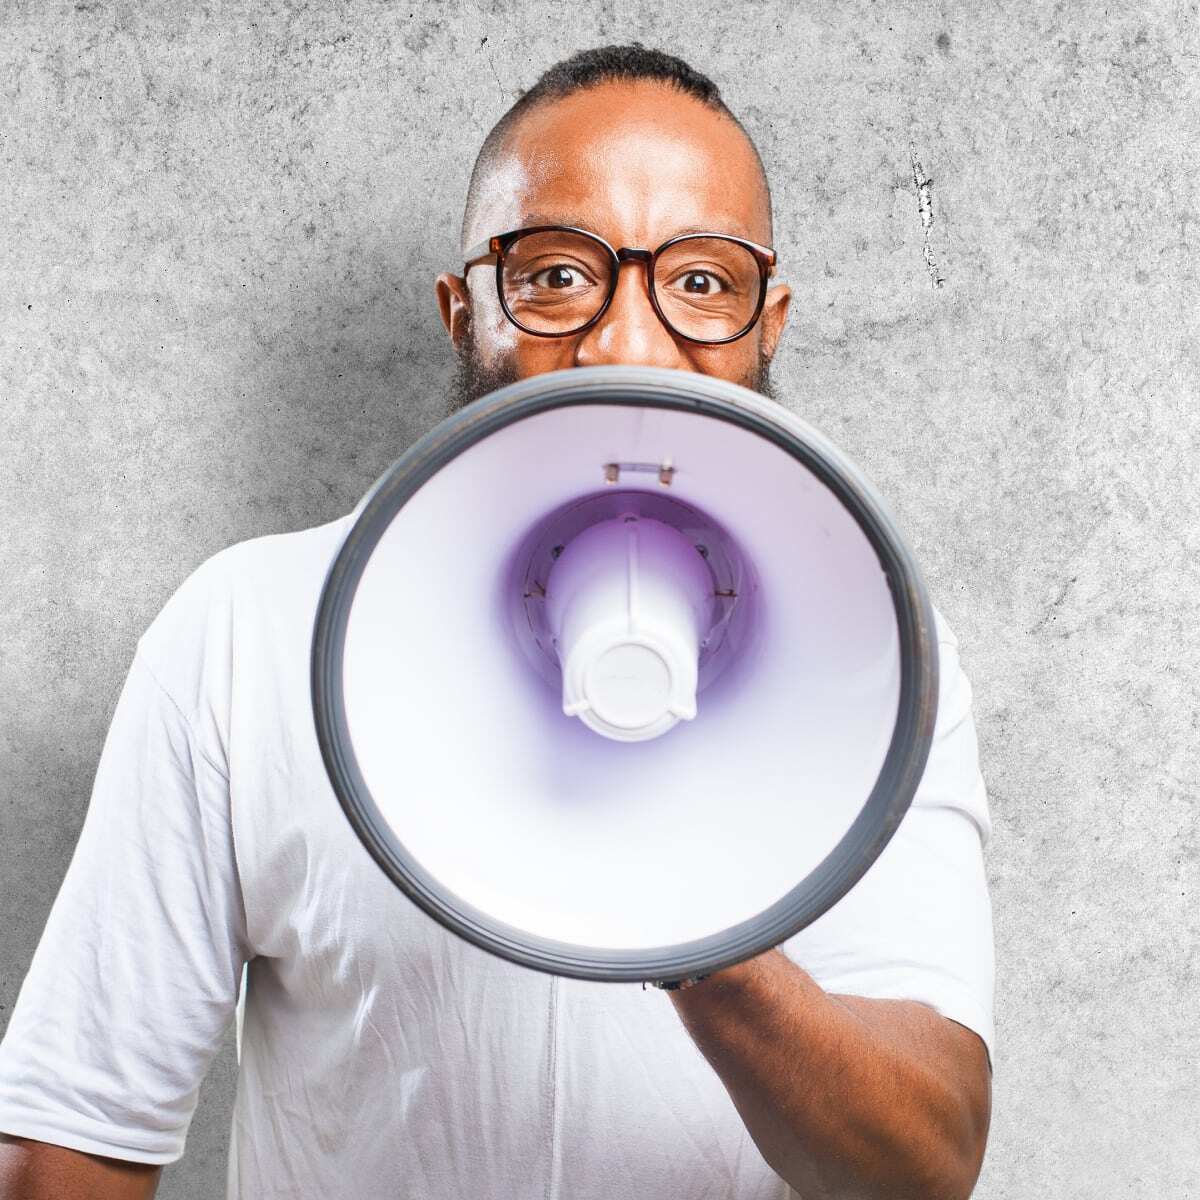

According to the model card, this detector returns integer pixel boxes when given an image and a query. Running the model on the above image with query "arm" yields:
[669,616,994,1199]
[668,950,990,1200]
[0,1135,161,1200]
[0,644,248,1179]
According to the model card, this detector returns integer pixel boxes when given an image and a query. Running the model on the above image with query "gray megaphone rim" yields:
[311,365,939,984]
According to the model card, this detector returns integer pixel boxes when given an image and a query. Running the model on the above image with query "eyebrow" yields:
[513,213,764,245]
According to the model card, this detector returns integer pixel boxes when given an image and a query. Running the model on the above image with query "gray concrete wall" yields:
[2,1,1197,1195]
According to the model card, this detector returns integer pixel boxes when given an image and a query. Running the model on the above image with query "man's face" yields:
[437,80,791,410]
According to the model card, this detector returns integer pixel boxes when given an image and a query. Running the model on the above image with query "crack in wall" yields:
[1028,575,1079,635]
[909,147,944,289]
[479,36,505,106]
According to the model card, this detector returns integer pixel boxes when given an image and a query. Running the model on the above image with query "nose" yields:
[573,258,687,370]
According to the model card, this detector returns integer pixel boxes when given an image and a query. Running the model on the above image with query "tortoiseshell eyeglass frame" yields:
[462,224,778,346]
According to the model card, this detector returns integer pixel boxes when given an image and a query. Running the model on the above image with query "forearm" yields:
[668,949,990,1200]
[0,1136,161,1200]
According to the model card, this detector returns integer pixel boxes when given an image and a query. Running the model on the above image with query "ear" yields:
[435,272,472,351]
[758,282,791,363]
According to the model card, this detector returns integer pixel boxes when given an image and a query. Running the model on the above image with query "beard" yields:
[447,324,522,414]
[448,322,778,414]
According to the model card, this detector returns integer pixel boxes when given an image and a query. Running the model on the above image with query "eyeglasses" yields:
[463,225,777,345]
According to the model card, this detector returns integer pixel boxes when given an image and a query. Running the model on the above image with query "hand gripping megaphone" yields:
[312,366,937,987]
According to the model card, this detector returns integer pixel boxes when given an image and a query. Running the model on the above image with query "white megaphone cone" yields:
[313,365,938,985]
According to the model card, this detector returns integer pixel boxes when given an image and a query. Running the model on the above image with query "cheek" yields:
[471,285,575,377]
[687,331,762,384]
[472,287,576,378]
[511,336,576,378]
[471,286,520,363]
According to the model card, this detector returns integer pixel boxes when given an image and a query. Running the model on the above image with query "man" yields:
[0,45,993,1200]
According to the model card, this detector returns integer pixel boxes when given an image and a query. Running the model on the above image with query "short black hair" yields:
[460,43,772,248]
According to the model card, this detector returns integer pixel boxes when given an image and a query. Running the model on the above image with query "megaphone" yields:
[312,366,937,986]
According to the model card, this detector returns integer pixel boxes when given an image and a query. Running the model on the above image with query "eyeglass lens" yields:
[500,230,762,341]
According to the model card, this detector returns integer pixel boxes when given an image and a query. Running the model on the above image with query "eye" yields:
[532,264,586,289]
[672,270,727,295]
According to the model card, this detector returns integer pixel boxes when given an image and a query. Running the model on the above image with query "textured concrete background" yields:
[2,1,1198,1195]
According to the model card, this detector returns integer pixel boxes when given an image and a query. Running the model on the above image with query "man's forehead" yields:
[464,81,771,249]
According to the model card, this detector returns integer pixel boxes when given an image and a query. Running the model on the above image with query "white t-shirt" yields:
[0,514,994,1199]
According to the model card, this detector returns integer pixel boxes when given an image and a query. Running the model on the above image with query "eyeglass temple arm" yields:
[462,237,499,271]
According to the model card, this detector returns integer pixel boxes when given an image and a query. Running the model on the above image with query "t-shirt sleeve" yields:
[780,608,996,1064]
[0,646,249,1165]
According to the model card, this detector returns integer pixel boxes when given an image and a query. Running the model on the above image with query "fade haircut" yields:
[459,43,773,249]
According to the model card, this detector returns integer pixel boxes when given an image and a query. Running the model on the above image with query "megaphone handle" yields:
[646,974,710,991]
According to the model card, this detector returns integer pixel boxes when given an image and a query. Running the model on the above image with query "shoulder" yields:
[133,514,355,736]
[140,515,354,648]
[928,603,976,733]
[149,515,354,624]
[915,603,991,842]
[930,602,961,650]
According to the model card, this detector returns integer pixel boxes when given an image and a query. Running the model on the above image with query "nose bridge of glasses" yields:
[604,247,666,326]
[614,246,654,266]
[582,250,682,361]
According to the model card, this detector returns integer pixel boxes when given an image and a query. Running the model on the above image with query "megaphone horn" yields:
[312,365,937,985]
